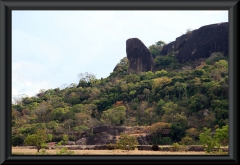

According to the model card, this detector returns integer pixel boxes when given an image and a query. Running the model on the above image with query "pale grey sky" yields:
[12,10,228,99]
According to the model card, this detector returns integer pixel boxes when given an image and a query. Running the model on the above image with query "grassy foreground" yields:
[12,147,224,155]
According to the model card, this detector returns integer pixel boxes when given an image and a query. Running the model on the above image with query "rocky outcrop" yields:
[76,126,150,145]
[160,22,228,63]
[126,38,155,73]
[68,141,76,145]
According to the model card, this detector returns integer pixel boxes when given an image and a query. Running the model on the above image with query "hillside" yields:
[12,33,228,147]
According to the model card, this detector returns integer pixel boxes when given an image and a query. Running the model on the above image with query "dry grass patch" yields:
[12,147,216,155]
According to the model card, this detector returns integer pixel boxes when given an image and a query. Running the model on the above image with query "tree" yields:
[149,40,165,58]
[75,113,92,126]
[214,125,228,147]
[144,107,154,125]
[101,106,126,126]
[155,69,168,77]
[174,82,182,100]
[24,129,47,152]
[77,72,96,87]
[143,88,151,102]
[34,101,49,122]
[147,122,172,144]
[199,127,217,153]
[186,128,199,140]
[199,125,228,153]
[152,77,172,90]
[124,74,140,83]
[51,108,66,122]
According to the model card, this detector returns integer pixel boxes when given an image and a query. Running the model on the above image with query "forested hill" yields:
[12,38,228,146]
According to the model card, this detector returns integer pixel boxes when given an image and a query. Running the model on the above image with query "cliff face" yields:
[126,38,155,73]
[160,22,228,63]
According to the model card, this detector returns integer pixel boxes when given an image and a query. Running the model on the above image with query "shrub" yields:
[56,147,74,155]
[171,142,187,152]
[106,143,115,150]
[116,133,138,150]
[159,137,173,145]
[180,136,194,145]
[58,134,69,145]
[12,135,24,146]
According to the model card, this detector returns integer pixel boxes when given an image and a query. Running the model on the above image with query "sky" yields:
[12,10,228,100]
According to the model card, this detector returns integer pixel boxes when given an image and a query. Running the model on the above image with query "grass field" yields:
[12,147,224,155]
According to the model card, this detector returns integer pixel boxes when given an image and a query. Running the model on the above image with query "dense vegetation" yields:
[12,40,228,148]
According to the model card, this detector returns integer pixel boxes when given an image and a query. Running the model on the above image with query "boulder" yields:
[76,138,87,145]
[126,38,155,73]
[68,141,76,145]
[187,145,205,151]
[160,22,228,63]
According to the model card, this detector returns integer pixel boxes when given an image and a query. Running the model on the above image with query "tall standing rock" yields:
[126,38,155,74]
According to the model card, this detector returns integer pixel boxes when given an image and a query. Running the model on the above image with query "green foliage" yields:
[12,135,24,146]
[186,128,199,140]
[159,137,173,145]
[148,122,172,144]
[47,134,53,142]
[155,69,168,77]
[149,41,165,58]
[214,125,228,147]
[106,143,116,150]
[11,39,228,147]
[205,52,227,65]
[116,133,139,150]
[171,142,187,152]
[170,123,186,142]
[189,94,209,112]
[101,106,126,126]
[154,54,180,70]
[24,129,47,152]
[73,125,89,134]
[180,136,194,145]
[124,74,140,83]
[51,108,66,122]
[199,127,216,153]
[199,125,228,153]
[58,134,69,145]
[56,147,75,155]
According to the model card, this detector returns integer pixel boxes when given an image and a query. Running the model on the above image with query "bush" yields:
[56,147,74,155]
[52,135,62,142]
[116,133,138,150]
[171,142,187,152]
[180,136,194,145]
[205,52,227,65]
[159,137,173,145]
[106,143,115,150]
[12,135,24,146]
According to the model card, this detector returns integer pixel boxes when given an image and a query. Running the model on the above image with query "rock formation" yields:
[126,38,155,73]
[76,126,150,145]
[160,22,228,63]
